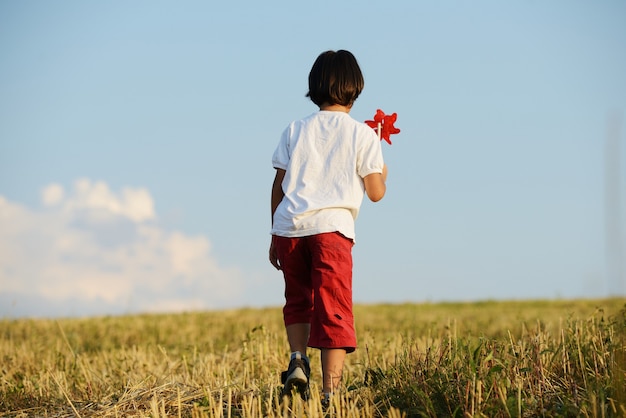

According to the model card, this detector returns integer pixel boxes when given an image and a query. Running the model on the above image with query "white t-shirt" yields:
[271,110,385,240]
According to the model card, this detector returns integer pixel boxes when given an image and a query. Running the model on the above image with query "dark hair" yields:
[306,50,364,107]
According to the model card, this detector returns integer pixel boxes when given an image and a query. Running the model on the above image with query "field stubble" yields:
[1,299,625,417]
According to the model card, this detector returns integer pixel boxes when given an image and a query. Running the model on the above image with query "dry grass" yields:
[1,299,625,417]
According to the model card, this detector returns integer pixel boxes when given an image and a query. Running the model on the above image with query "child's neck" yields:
[319,103,351,113]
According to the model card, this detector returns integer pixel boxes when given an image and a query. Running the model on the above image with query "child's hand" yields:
[269,237,281,270]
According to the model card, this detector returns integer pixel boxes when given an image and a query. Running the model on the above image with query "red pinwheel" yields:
[365,109,401,145]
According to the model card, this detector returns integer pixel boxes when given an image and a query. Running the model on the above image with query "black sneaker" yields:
[321,392,332,410]
[281,352,310,399]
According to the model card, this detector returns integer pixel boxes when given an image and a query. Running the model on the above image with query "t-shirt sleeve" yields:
[357,130,384,178]
[272,126,291,170]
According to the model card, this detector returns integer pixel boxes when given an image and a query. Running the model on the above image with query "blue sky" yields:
[1,1,625,318]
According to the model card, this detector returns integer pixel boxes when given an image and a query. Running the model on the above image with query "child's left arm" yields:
[269,168,286,270]
[271,168,286,223]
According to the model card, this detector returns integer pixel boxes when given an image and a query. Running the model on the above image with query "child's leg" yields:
[307,232,356,395]
[274,235,313,346]
[274,235,313,397]
[286,323,310,354]
[321,348,346,394]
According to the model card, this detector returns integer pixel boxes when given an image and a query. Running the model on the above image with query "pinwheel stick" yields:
[377,122,382,141]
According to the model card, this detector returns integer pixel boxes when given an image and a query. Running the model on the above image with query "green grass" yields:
[1,299,625,417]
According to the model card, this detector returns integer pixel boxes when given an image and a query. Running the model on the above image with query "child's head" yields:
[306,50,364,108]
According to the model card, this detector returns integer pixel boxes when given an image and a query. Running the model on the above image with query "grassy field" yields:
[1,299,625,417]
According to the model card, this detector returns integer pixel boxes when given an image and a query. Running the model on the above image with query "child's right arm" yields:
[363,164,387,202]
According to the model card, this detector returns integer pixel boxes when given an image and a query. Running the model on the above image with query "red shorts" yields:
[273,232,356,353]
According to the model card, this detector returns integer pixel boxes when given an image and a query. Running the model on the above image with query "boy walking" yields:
[269,50,387,403]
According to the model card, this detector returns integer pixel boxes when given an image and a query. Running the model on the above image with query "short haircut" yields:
[306,50,364,107]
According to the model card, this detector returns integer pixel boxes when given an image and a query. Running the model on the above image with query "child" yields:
[269,50,387,403]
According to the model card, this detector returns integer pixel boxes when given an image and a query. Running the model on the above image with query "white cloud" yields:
[0,180,243,318]
[41,183,64,206]
[56,178,157,223]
